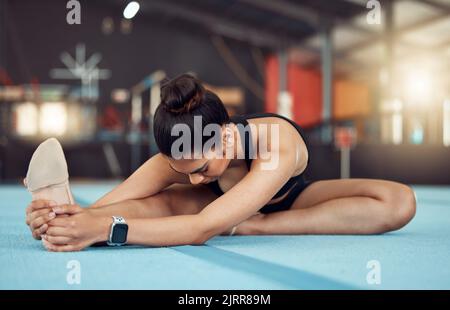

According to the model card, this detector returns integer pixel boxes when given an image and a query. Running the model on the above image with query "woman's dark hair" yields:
[153,74,230,157]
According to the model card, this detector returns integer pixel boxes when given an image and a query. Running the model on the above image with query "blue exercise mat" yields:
[0,183,449,289]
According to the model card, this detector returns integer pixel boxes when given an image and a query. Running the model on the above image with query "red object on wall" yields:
[288,64,322,127]
[264,56,279,114]
[265,55,322,127]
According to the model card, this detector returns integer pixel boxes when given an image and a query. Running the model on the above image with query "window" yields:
[39,102,67,136]
[444,100,450,147]
[14,102,38,136]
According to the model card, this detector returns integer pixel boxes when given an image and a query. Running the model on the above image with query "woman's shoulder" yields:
[242,113,300,137]
[237,113,299,128]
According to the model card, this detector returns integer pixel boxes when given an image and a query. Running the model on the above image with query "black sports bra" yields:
[206,112,309,200]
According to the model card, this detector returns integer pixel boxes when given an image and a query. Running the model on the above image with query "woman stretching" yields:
[24,74,416,252]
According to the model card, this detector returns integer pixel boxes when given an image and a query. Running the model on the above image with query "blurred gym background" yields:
[0,0,449,185]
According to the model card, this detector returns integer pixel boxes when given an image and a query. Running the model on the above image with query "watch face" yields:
[111,223,128,244]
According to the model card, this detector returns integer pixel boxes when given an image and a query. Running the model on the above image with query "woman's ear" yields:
[220,126,233,157]
[223,127,233,145]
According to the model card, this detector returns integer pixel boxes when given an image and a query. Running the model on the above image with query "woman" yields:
[25,74,416,252]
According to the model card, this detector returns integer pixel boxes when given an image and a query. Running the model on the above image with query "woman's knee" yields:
[235,213,268,235]
[379,182,416,231]
[128,191,173,217]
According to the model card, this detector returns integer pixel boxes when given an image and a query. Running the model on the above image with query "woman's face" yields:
[168,152,230,185]
[166,124,234,185]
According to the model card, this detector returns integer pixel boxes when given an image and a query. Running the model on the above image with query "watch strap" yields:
[112,216,126,224]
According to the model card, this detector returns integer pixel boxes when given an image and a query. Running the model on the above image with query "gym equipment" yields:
[334,126,357,179]
[129,70,166,171]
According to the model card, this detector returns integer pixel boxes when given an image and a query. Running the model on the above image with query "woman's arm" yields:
[115,144,303,245]
[126,169,293,245]
[91,153,189,208]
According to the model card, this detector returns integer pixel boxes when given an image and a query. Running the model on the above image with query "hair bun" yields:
[161,74,205,114]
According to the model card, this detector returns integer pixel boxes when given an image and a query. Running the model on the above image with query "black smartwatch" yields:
[107,216,128,246]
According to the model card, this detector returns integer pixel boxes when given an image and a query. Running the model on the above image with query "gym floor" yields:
[1,182,449,290]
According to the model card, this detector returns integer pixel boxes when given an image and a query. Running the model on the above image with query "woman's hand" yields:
[42,204,110,252]
[26,200,57,240]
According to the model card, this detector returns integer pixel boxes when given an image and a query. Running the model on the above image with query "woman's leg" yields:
[89,184,253,236]
[88,183,218,219]
[236,179,417,235]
